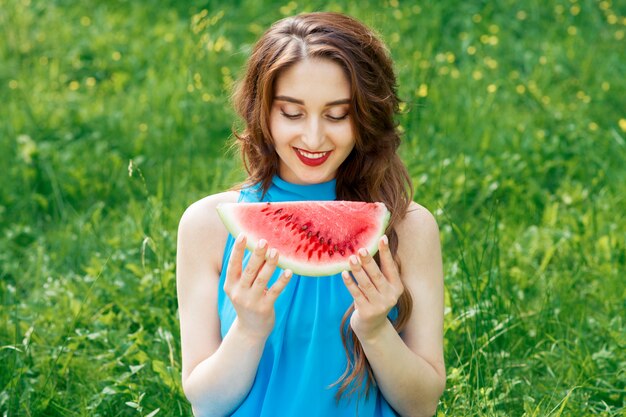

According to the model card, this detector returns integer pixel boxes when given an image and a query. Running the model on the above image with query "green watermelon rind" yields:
[216,201,390,277]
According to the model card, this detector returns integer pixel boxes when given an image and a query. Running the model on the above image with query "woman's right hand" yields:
[223,234,293,341]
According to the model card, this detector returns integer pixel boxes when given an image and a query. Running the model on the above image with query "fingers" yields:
[377,235,404,295]
[344,237,404,303]
[265,269,293,302]
[240,239,269,287]
[358,248,385,289]
[378,235,398,281]
[225,233,247,291]
[251,247,279,295]
[347,254,378,302]
[342,270,367,306]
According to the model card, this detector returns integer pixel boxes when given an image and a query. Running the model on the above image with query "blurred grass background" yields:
[1,0,625,415]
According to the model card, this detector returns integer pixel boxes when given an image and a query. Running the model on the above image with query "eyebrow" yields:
[274,95,350,106]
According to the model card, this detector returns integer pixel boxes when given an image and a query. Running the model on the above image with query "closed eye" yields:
[327,114,349,121]
[280,111,302,119]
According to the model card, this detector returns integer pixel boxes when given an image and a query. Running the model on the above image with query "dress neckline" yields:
[270,175,337,201]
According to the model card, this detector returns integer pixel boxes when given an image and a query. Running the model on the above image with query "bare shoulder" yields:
[395,201,443,284]
[179,190,239,231]
[177,190,240,275]
[178,191,239,234]
[397,201,440,246]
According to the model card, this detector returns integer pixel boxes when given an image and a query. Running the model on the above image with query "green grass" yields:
[1,0,624,415]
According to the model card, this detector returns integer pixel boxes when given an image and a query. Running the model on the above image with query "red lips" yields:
[294,148,332,167]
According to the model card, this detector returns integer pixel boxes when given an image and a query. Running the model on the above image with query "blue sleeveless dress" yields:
[217,175,399,417]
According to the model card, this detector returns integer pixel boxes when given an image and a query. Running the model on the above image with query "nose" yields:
[301,117,324,150]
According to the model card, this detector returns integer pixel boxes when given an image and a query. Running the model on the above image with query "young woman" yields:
[176,12,445,417]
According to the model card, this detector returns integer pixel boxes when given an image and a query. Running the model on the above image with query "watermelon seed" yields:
[319,237,324,244]
[307,231,312,238]
[275,208,283,214]
[339,249,345,256]
[301,225,308,230]
[334,244,339,251]
[328,250,334,257]
[287,214,293,220]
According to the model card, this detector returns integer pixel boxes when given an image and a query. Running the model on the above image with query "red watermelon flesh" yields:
[216,201,390,277]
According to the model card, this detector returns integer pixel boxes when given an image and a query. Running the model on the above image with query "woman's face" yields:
[269,58,355,185]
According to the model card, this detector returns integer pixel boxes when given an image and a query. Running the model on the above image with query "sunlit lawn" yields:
[1,0,625,415]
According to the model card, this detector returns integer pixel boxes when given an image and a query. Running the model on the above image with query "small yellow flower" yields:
[484,56,498,69]
[416,84,428,98]
[112,51,121,61]
[86,77,96,87]
[516,84,526,94]
[139,123,148,132]
[588,122,598,131]
[619,118,626,132]
[472,70,483,80]
[601,82,610,91]
[467,46,477,55]
[487,84,497,93]
[80,16,91,26]
[568,26,577,36]
[570,5,581,16]
[9,80,18,89]
[69,80,80,91]
[516,10,527,20]
[472,14,482,23]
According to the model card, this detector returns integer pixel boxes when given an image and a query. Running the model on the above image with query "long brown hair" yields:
[231,12,414,402]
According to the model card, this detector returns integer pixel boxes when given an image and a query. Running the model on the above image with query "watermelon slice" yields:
[216,201,390,277]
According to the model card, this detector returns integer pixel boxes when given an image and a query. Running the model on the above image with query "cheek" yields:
[329,123,355,147]
[270,118,298,143]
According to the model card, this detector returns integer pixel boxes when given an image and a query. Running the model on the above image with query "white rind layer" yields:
[216,201,390,277]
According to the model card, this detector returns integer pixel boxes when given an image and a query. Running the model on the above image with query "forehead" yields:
[274,58,351,103]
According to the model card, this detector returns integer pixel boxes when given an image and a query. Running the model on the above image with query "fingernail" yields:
[236,233,245,243]
[382,235,388,246]
[258,239,267,249]
[358,248,368,257]
[284,269,292,278]
[349,255,358,265]
[269,248,277,259]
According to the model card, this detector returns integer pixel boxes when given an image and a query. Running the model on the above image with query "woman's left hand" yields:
[341,235,405,341]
